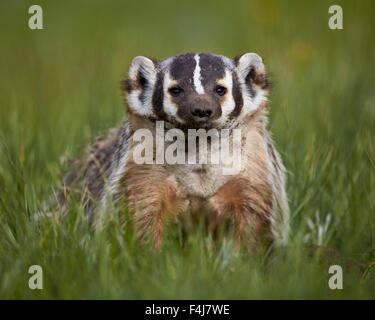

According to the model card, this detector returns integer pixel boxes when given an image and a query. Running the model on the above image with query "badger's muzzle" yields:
[183,95,221,124]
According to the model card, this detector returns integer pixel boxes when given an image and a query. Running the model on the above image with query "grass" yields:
[0,0,375,299]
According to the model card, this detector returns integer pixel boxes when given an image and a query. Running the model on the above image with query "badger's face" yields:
[124,52,269,129]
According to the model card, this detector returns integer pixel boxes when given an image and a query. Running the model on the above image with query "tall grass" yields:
[0,0,374,298]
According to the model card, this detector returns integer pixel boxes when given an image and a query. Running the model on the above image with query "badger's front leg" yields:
[124,163,182,250]
[209,177,274,252]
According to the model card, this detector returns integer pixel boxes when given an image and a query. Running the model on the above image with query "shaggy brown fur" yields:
[52,52,289,252]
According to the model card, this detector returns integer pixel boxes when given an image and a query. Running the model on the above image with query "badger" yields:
[55,52,290,251]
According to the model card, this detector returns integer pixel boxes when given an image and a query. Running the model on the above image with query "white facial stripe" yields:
[193,54,205,95]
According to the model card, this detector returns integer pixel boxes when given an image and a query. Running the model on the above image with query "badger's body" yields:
[57,52,289,250]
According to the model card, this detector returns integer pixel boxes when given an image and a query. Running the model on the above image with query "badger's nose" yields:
[191,107,213,121]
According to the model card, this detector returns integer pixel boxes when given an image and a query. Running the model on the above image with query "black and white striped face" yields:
[124,52,269,128]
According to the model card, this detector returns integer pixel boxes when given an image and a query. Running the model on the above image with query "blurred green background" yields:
[0,0,374,299]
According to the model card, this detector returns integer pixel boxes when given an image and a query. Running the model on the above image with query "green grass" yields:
[1,0,375,299]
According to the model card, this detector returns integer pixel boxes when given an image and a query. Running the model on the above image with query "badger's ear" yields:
[234,53,269,93]
[123,56,158,117]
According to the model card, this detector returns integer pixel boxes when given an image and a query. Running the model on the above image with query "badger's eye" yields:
[168,86,183,97]
[215,85,227,96]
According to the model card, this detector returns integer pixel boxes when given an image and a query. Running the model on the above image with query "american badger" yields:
[58,52,289,251]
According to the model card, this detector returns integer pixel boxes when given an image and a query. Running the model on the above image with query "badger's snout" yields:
[190,105,214,121]
[183,95,221,124]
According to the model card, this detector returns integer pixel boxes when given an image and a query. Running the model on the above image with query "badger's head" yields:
[123,52,269,129]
